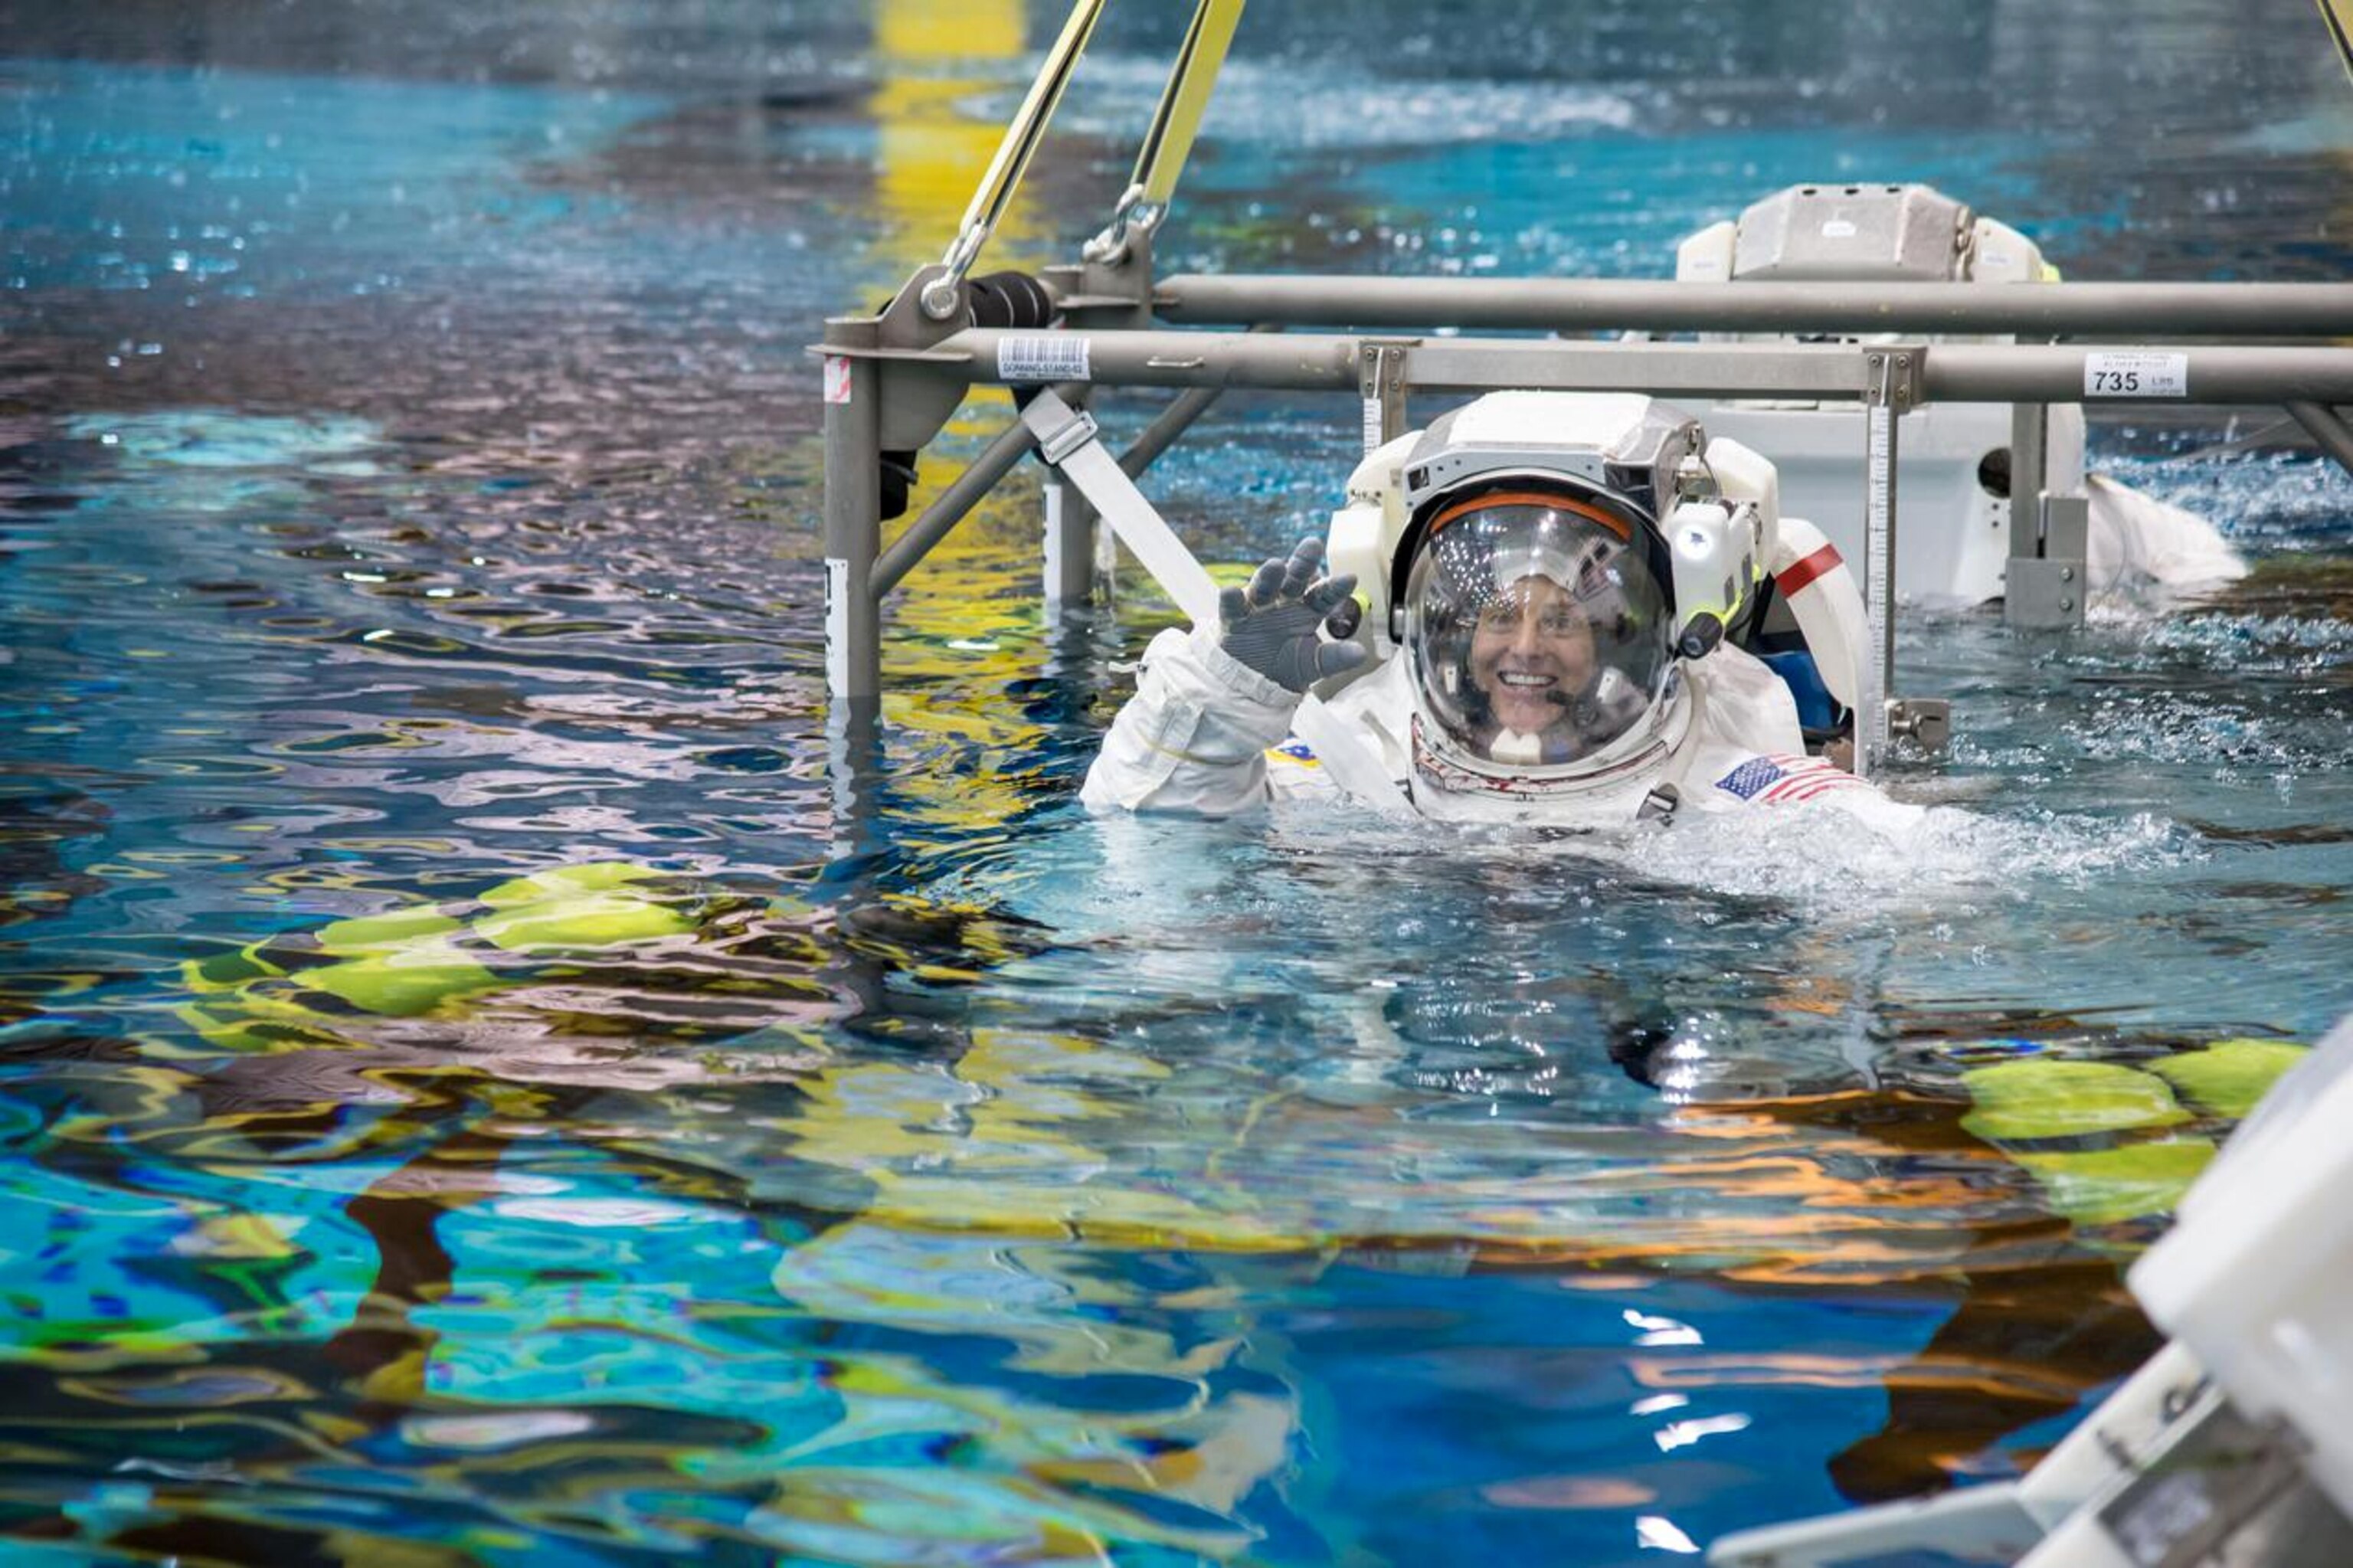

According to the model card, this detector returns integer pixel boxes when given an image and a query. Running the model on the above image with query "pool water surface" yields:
[4,3,2352,1563]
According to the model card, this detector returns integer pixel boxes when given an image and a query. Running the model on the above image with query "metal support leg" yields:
[1860,348,1948,771]
[823,352,883,707]
[823,351,885,834]
[2004,398,2090,630]
[2007,402,2048,569]
[1043,475,1098,610]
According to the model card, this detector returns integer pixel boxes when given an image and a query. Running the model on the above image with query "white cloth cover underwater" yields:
[2085,473,2249,606]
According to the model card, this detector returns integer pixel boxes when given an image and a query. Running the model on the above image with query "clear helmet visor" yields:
[1402,493,1675,771]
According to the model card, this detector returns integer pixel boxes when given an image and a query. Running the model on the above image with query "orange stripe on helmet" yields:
[1427,489,1635,540]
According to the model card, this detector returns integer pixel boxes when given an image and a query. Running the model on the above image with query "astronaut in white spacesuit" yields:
[1082,391,1914,831]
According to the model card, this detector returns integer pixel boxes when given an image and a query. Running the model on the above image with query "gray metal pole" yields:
[821,347,888,846]
[823,349,883,708]
[2288,402,2353,472]
[938,329,1865,397]
[921,330,2353,411]
[1926,345,2353,405]
[2008,403,2047,566]
[1043,476,1098,609]
[942,327,1360,391]
[1154,275,2353,339]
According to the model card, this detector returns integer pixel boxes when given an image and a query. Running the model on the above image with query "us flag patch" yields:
[1715,752,1867,805]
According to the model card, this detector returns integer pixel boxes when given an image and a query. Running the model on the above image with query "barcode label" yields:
[998,335,1091,385]
[2084,352,2188,398]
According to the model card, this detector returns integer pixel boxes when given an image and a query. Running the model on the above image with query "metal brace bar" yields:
[869,381,1090,601]
[2288,401,2353,471]
[868,372,1251,607]
[1120,324,1282,478]
[1121,385,1225,479]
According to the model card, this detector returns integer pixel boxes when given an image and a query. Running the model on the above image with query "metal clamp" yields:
[1887,697,1952,753]
[1083,183,1167,266]
[1031,402,1102,467]
[2008,491,2089,627]
[1359,340,1412,454]
[1864,345,1926,411]
[920,230,983,321]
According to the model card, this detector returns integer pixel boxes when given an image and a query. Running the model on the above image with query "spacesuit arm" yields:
[1080,625,1304,816]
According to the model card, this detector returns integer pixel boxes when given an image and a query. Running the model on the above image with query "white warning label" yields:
[824,557,850,695]
[997,335,1091,385]
[823,355,853,404]
[2083,352,2188,399]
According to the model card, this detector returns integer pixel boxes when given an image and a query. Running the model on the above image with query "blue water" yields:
[4,3,2352,1563]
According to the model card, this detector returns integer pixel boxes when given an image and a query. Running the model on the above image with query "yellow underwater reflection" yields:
[49,843,2295,1560]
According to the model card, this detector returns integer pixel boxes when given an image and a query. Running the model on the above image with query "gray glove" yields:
[1218,536,1371,694]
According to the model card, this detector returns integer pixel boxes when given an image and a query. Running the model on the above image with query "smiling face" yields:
[1403,497,1676,780]
[1468,574,1598,737]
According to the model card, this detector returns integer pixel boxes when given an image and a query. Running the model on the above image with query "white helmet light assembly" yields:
[1317,391,1782,712]
[1663,490,1767,661]
[1386,396,1760,647]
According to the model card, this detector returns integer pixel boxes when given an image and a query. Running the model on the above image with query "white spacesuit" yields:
[1082,391,1920,833]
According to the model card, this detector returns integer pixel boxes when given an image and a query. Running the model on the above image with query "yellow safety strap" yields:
[1132,0,1248,207]
[953,0,1107,240]
[2322,0,2353,81]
